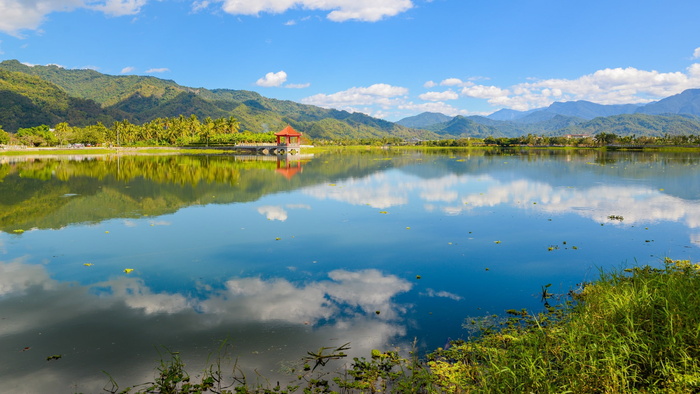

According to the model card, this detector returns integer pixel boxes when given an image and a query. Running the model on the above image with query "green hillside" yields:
[558,114,700,137]
[0,59,428,140]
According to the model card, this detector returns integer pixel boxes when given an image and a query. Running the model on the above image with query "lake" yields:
[1,148,699,392]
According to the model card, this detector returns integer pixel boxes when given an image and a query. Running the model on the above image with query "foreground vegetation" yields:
[103,258,700,393]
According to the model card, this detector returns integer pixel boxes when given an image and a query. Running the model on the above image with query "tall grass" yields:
[429,258,700,393]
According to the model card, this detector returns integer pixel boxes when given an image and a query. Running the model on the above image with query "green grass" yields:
[103,258,700,393]
[429,258,700,393]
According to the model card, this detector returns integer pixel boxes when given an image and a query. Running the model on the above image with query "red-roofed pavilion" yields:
[275,126,302,147]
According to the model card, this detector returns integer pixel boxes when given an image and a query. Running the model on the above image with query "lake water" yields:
[1,149,699,392]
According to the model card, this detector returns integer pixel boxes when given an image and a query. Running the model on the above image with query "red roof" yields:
[275,126,302,137]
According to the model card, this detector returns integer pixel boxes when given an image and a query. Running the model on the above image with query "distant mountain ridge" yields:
[400,89,700,138]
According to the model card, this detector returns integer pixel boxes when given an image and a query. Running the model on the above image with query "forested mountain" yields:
[403,89,700,138]
[396,112,453,128]
[636,89,700,116]
[0,59,433,140]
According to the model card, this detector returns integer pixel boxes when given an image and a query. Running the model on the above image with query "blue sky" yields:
[1,0,699,121]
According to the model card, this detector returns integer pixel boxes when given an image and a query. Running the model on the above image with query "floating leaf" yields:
[494,241,501,244]
[379,211,388,214]
[12,229,24,233]
[275,237,281,241]
[375,310,381,315]
[406,227,411,230]
[416,275,421,279]
[105,231,110,234]
[123,268,134,274]
[46,355,62,361]
[83,263,93,267]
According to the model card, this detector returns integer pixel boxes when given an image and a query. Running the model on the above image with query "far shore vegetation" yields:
[100,258,700,393]
[1,115,700,152]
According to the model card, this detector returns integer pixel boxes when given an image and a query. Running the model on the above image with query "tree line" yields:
[419,133,700,147]
[0,115,279,147]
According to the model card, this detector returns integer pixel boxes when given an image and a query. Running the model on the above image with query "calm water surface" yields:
[1,149,699,392]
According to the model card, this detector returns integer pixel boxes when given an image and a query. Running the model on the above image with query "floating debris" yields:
[123,268,134,274]
[46,355,62,361]
[416,275,421,279]
[83,263,94,267]
[12,229,24,233]
[608,215,624,221]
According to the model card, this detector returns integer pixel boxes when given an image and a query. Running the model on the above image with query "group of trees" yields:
[479,133,700,147]
[0,115,281,147]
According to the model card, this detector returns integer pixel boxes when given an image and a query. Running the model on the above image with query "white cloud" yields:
[0,0,147,35]
[301,83,408,112]
[89,0,147,16]
[256,70,288,87]
[440,78,467,87]
[423,80,437,88]
[461,85,510,99]
[200,269,412,323]
[258,205,288,221]
[145,67,169,73]
[454,65,700,111]
[694,47,700,59]
[218,0,413,22]
[419,90,459,101]
[120,66,135,74]
[0,0,83,36]
[0,259,54,296]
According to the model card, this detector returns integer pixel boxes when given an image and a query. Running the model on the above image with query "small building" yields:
[275,126,302,147]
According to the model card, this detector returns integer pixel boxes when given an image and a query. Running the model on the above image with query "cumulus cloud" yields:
[120,66,135,74]
[0,0,147,35]
[258,205,288,221]
[256,70,288,87]
[199,269,412,323]
[440,78,467,87]
[458,65,700,111]
[461,85,511,99]
[694,47,700,59]
[419,90,459,101]
[89,0,147,16]
[301,83,408,114]
[0,0,82,35]
[218,0,413,22]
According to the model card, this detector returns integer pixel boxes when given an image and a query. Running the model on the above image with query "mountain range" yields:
[1,58,700,139]
[0,59,433,140]
[397,90,700,138]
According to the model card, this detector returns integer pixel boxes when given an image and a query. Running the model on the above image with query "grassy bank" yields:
[105,258,700,393]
